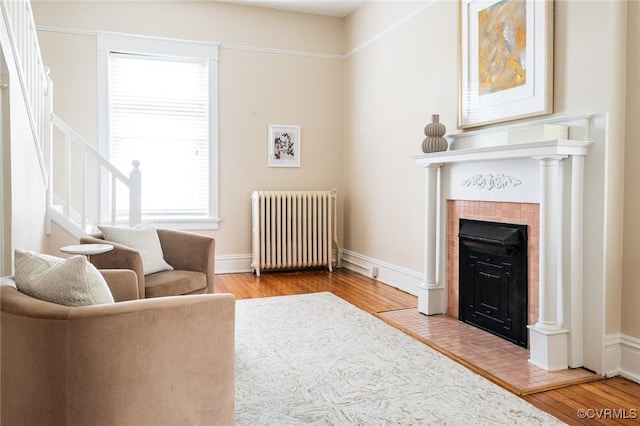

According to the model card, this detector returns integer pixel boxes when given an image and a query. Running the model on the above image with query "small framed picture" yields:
[268,125,300,167]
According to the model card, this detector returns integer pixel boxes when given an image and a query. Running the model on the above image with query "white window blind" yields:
[109,52,209,218]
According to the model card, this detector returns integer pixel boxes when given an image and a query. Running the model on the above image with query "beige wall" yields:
[0,58,9,274]
[32,1,345,257]
[8,76,48,256]
[344,0,458,270]
[622,1,640,339]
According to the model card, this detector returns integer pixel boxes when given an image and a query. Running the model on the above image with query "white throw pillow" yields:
[98,223,173,275]
[14,249,115,306]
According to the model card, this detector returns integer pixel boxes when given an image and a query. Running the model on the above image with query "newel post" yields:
[129,160,142,227]
[44,68,53,234]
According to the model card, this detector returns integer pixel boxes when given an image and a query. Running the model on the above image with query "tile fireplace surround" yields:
[413,115,609,375]
[446,200,540,326]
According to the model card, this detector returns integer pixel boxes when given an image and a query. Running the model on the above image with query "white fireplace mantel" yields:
[412,139,591,165]
[413,138,592,372]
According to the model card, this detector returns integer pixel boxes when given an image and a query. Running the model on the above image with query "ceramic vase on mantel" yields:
[422,114,448,153]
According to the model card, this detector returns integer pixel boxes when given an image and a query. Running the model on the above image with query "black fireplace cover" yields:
[459,221,521,256]
[458,219,528,347]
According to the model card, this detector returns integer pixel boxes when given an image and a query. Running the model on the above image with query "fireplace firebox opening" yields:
[458,219,528,348]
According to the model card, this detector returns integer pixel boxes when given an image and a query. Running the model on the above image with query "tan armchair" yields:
[1,271,235,426]
[80,229,215,298]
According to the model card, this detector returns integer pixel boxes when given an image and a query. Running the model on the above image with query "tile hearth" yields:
[376,308,600,396]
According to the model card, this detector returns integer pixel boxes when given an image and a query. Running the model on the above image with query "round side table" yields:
[60,244,114,263]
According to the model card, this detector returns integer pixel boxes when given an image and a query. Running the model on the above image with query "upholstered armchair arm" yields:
[80,234,146,298]
[100,269,138,302]
[1,291,236,425]
[157,229,215,293]
[71,294,235,425]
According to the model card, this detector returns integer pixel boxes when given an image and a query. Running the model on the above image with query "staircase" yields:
[49,113,142,238]
[1,0,141,238]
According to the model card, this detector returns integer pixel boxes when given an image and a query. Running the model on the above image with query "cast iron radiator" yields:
[251,190,336,276]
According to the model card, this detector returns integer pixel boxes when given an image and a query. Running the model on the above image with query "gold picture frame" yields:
[458,0,553,129]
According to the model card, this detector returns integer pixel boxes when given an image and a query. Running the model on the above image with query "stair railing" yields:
[0,0,49,187]
[51,113,141,233]
[3,0,141,236]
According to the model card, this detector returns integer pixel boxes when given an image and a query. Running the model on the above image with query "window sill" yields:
[142,217,221,231]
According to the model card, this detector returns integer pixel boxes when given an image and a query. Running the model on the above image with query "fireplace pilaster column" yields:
[417,163,445,315]
[528,155,569,371]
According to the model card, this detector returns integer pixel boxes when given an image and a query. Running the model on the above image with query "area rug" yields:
[235,292,562,425]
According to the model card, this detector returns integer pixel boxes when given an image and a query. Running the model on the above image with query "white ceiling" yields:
[227,0,365,17]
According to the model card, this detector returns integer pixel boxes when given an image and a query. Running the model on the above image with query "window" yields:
[98,33,219,229]
[109,53,209,216]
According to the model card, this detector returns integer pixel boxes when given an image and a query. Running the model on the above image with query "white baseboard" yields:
[605,333,621,378]
[218,250,423,298]
[216,249,341,275]
[620,334,640,383]
[605,333,640,384]
[215,254,253,274]
[341,249,422,296]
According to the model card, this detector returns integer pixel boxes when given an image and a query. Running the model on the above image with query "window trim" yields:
[97,32,220,229]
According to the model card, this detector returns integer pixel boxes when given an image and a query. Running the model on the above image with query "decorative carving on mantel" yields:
[462,174,522,190]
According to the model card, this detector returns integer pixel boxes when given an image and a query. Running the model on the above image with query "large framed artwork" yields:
[458,0,553,129]
[268,125,301,167]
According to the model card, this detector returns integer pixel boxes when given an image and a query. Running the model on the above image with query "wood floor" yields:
[214,268,640,425]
